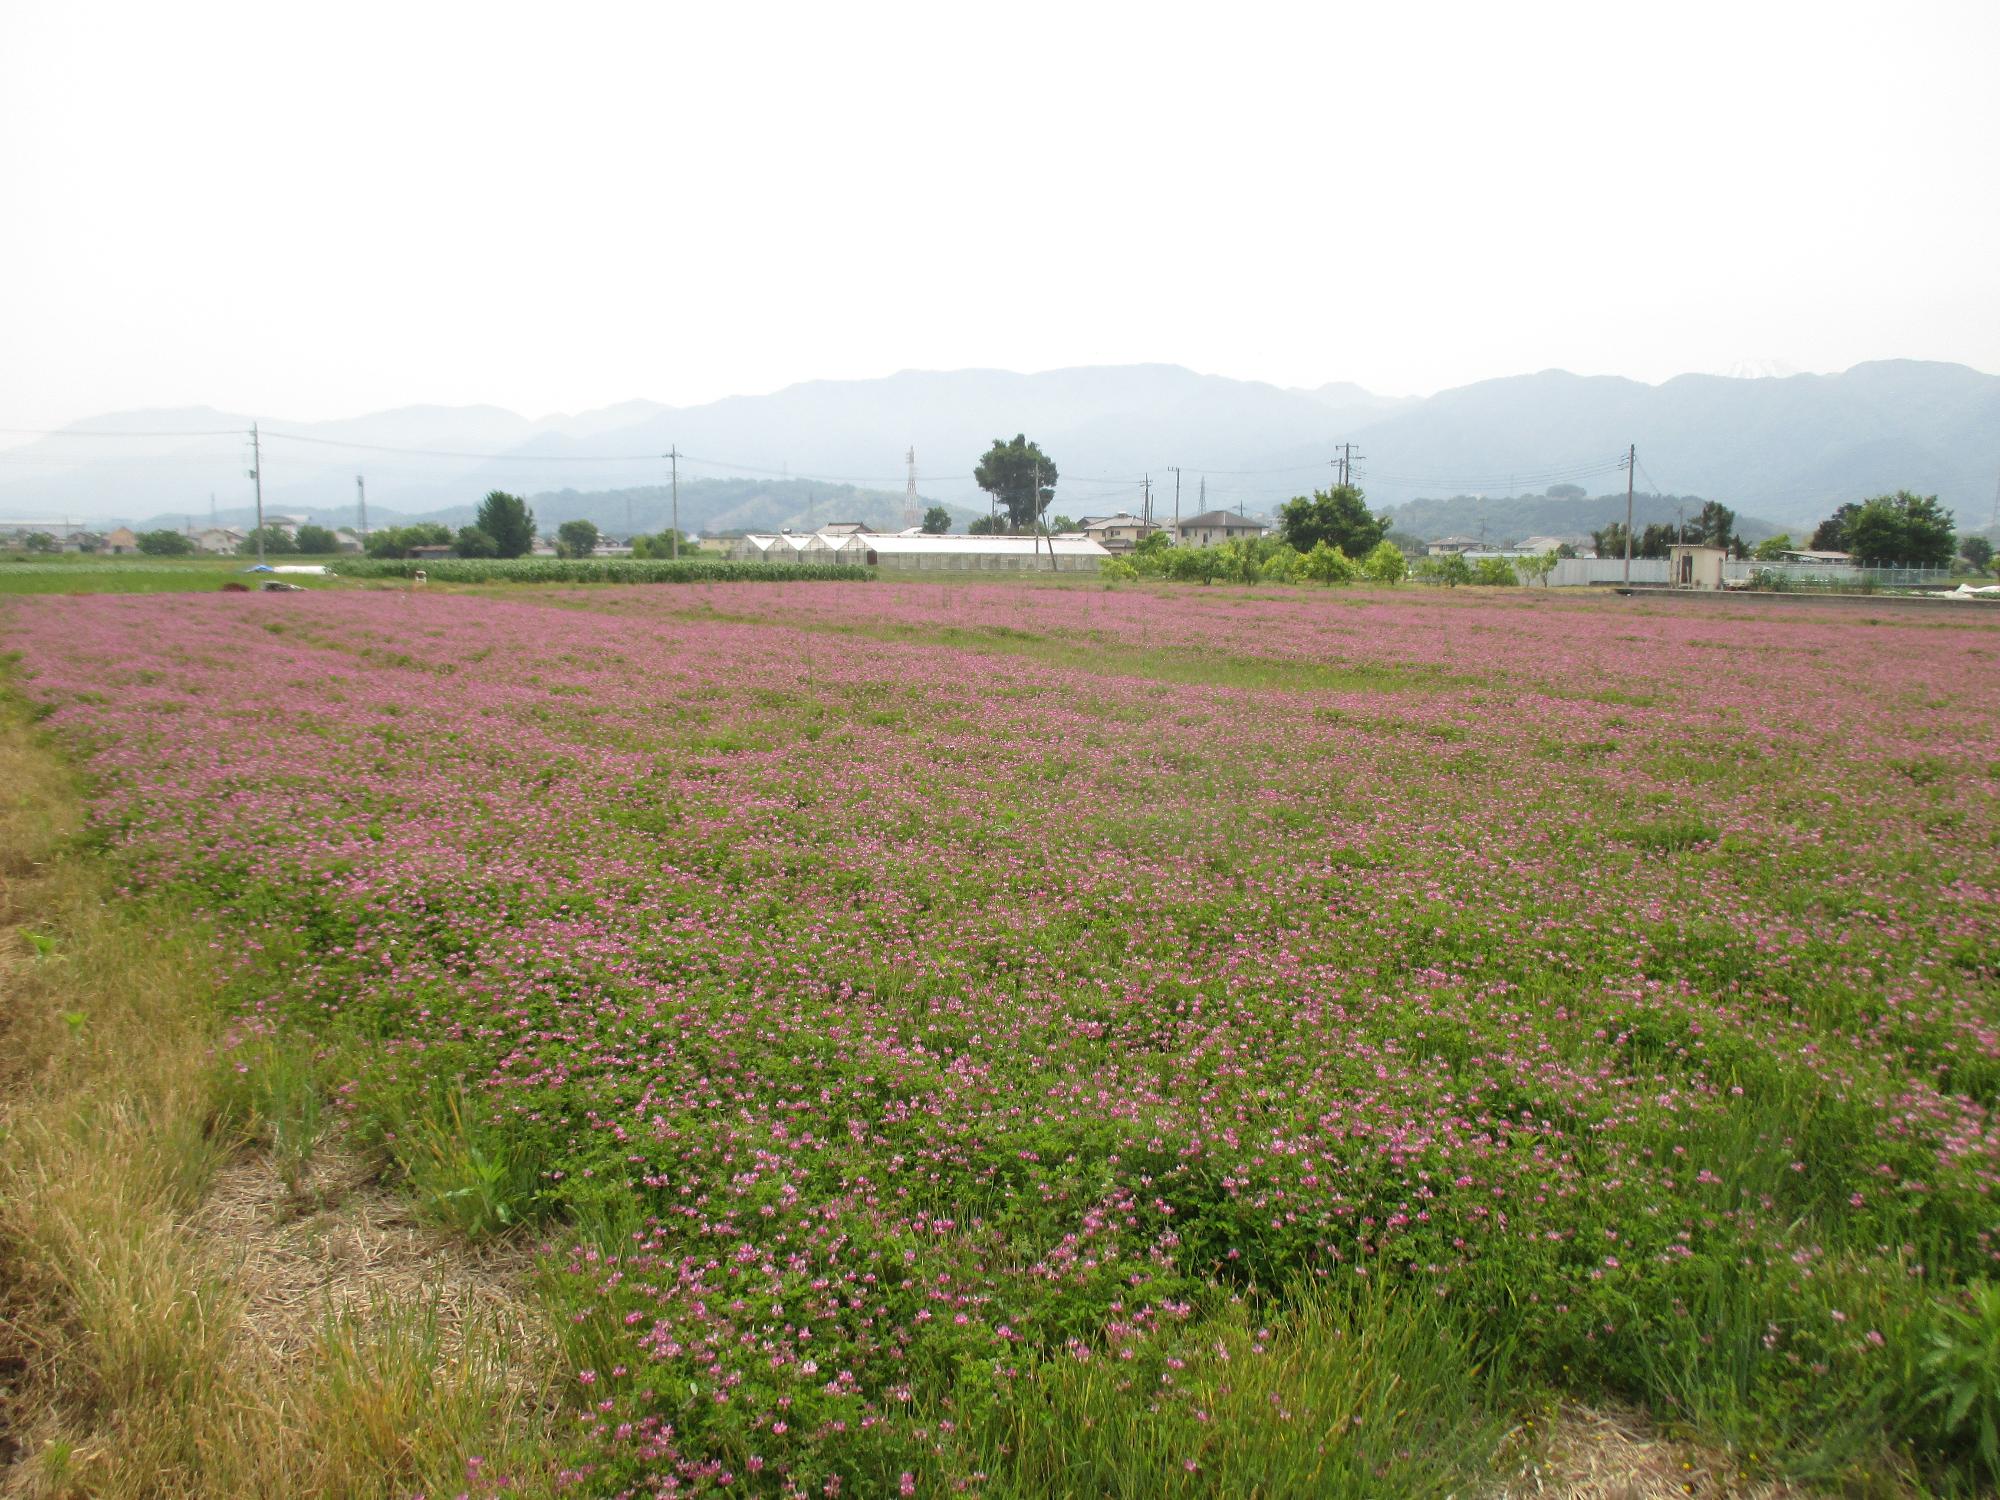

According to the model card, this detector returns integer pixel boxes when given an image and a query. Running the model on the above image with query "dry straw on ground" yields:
[191,1136,547,1373]
[1497,1403,1812,1500]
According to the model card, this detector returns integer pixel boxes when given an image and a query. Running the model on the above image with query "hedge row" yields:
[340,558,871,585]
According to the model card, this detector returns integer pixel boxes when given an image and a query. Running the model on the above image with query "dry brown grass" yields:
[1495,1402,1826,1500]
[0,686,564,1498]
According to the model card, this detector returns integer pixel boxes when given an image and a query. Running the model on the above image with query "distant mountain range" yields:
[4,359,1996,540]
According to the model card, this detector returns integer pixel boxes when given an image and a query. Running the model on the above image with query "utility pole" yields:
[356,475,369,545]
[248,423,265,565]
[1032,460,1044,566]
[1169,466,1182,529]
[665,447,680,559]
[905,447,919,530]
[1623,443,1636,586]
[1335,442,1365,488]
[1141,474,1152,527]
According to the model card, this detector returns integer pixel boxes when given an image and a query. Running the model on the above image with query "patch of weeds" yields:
[1620,815,1719,853]
[402,1089,548,1239]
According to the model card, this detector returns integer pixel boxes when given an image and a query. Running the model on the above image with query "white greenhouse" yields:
[726,530,1108,572]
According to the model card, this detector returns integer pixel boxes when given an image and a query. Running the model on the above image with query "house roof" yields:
[1082,512,1156,531]
[1177,510,1264,530]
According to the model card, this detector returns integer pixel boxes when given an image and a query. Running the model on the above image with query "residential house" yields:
[1,522,91,550]
[1175,510,1267,548]
[195,526,247,554]
[104,526,140,554]
[1426,535,1483,557]
[1080,513,1161,554]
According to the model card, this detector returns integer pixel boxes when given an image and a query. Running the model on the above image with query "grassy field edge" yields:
[0,678,562,1499]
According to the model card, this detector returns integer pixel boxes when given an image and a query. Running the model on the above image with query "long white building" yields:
[729,530,1109,572]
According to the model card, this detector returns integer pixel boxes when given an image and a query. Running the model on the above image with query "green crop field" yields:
[3,578,1997,1498]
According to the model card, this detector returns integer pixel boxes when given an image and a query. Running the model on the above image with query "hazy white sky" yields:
[3,0,1996,431]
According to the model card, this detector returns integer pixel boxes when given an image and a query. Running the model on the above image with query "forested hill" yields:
[1385,490,1783,547]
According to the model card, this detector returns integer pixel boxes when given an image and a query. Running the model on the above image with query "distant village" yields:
[0,509,1918,592]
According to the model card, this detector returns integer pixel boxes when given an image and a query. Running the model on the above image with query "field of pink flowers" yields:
[6,581,1999,1495]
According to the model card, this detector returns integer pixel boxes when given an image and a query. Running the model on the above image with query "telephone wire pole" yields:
[248,424,265,565]
[665,447,680,559]
[1622,444,1636,586]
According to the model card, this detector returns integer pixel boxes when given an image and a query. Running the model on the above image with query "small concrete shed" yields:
[1668,544,1728,590]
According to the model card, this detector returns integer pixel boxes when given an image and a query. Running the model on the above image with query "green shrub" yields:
[1361,539,1409,584]
[1259,545,1305,583]
[1301,541,1359,584]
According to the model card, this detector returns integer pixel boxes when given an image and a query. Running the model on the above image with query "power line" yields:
[262,430,662,462]
[0,427,245,438]
[1364,458,1626,489]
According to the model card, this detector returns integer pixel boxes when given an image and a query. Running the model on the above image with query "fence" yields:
[1742,563,1955,590]
[1548,558,1670,587]
[1540,558,1956,590]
